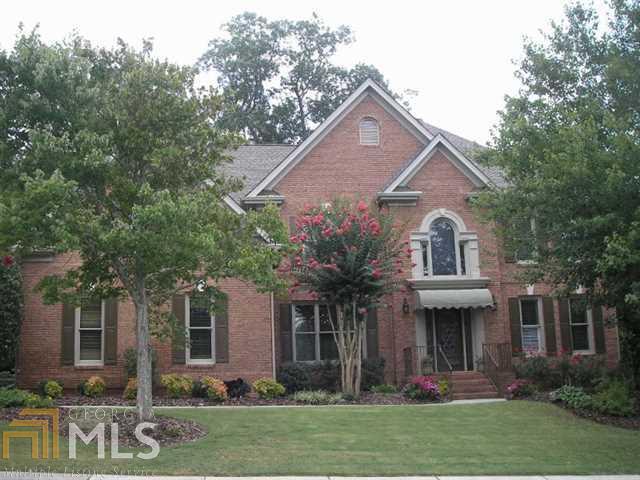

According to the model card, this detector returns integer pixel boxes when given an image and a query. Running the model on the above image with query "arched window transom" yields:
[359,117,379,145]
[429,218,458,275]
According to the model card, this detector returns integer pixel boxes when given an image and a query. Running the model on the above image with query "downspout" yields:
[270,292,276,379]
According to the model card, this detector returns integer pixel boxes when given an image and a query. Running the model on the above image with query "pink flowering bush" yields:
[403,375,442,402]
[506,379,536,398]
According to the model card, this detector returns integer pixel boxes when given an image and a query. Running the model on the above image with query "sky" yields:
[1,0,610,145]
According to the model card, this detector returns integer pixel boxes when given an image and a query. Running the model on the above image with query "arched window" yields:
[429,218,458,275]
[359,117,379,145]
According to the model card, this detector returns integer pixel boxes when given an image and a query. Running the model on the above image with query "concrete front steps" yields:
[447,371,500,400]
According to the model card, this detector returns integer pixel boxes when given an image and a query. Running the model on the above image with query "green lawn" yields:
[1,401,639,476]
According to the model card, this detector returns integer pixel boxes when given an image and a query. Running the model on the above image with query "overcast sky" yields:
[1,0,609,144]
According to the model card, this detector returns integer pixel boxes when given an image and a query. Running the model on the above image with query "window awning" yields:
[416,289,494,310]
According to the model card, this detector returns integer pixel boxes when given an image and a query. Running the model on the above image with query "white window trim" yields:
[291,304,365,363]
[519,297,546,354]
[185,296,216,365]
[74,300,105,367]
[569,299,595,355]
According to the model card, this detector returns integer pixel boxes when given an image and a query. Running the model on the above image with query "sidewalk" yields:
[1,474,639,479]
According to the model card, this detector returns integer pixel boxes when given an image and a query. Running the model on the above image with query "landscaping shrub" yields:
[123,377,137,400]
[403,376,441,402]
[277,357,386,393]
[37,379,63,399]
[24,393,54,408]
[551,385,593,409]
[160,374,193,398]
[292,390,342,405]
[370,384,397,394]
[567,355,606,390]
[224,378,251,399]
[0,387,30,407]
[277,363,311,393]
[507,379,537,398]
[123,347,158,384]
[438,378,450,398]
[591,379,636,417]
[514,354,561,389]
[362,357,386,391]
[201,376,228,402]
[252,378,285,399]
[191,380,208,398]
[81,376,106,397]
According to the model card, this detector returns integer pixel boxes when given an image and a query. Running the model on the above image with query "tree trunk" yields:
[134,285,153,422]
[330,302,364,398]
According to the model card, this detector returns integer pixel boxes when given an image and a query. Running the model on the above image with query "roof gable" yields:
[245,79,434,198]
[384,134,494,192]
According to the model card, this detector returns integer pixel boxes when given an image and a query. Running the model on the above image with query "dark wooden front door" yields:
[435,309,464,372]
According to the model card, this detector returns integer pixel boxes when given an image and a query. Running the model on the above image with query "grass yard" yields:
[1,401,640,476]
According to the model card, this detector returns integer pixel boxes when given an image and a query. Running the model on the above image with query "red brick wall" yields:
[17,91,619,390]
[17,254,273,389]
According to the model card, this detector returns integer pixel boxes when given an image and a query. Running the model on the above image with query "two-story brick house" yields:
[17,80,620,397]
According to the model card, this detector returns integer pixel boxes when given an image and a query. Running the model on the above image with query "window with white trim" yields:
[293,304,361,362]
[359,117,379,145]
[520,298,544,352]
[186,295,215,364]
[75,299,104,366]
[569,298,593,353]
[419,217,467,276]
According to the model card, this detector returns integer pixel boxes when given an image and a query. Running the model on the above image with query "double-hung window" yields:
[520,298,544,352]
[293,304,347,362]
[186,295,215,364]
[569,298,594,353]
[75,299,104,366]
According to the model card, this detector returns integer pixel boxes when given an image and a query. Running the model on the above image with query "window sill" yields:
[186,362,216,368]
[571,350,595,356]
[73,364,104,370]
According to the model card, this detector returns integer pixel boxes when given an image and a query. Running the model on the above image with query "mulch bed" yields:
[0,407,206,448]
[53,391,443,407]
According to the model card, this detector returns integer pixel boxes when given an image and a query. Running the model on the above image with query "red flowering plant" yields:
[403,375,441,402]
[283,198,405,396]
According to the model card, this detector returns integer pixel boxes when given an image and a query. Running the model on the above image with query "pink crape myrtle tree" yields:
[282,198,408,397]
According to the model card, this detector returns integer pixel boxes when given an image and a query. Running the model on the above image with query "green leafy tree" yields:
[476,0,640,381]
[284,199,405,396]
[0,256,21,372]
[200,12,402,143]
[0,30,288,420]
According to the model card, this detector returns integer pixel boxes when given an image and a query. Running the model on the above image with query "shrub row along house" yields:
[17,80,620,398]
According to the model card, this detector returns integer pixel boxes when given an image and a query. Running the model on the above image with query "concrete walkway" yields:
[1,474,639,480]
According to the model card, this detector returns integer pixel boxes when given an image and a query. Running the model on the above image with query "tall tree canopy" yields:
[0,30,288,419]
[199,12,403,144]
[477,0,640,379]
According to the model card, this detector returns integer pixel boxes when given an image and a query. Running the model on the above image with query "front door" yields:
[435,309,465,372]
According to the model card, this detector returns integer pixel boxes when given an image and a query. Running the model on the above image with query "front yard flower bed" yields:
[52,390,448,407]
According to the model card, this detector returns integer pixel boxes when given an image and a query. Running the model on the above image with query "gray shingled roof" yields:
[223,124,506,203]
[222,144,295,201]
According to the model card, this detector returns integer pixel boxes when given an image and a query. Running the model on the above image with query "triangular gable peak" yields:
[376,134,493,205]
[244,79,434,201]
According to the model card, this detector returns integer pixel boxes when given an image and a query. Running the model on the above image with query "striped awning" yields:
[416,289,494,309]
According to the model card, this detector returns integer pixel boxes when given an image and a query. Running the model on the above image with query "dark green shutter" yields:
[593,306,606,354]
[542,297,557,355]
[508,297,522,353]
[61,303,75,366]
[215,296,229,363]
[104,298,118,365]
[558,298,572,353]
[366,308,379,358]
[279,303,293,363]
[171,295,186,364]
